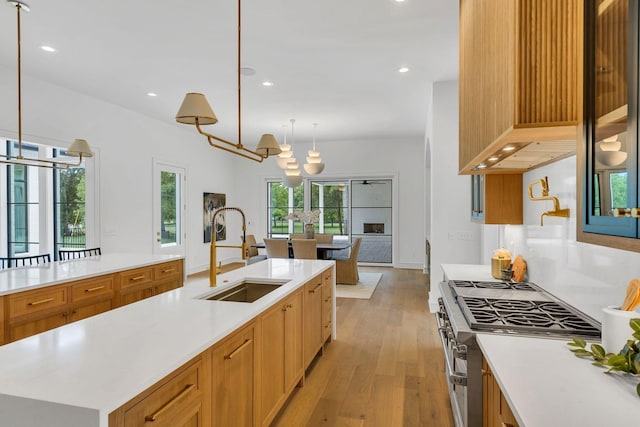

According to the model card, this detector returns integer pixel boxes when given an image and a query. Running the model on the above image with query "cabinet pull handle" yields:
[144,383,195,422]
[309,283,322,293]
[130,275,146,281]
[162,267,176,273]
[224,338,252,360]
[85,285,105,293]
[501,423,514,427]
[324,297,331,302]
[28,297,54,306]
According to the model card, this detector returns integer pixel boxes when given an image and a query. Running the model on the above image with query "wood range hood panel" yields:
[458,0,582,175]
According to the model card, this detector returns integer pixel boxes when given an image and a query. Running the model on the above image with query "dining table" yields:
[252,240,351,260]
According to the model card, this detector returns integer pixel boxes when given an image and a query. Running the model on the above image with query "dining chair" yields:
[292,239,317,260]
[243,234,267,264]
[59,247,102,260]
[315,234,334,244]
[289,233,305,240]
[264,238,289,258]
[0,254,51,269]
[335,237,362,285]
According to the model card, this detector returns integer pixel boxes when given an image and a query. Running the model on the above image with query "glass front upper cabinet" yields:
[580,0,640,249]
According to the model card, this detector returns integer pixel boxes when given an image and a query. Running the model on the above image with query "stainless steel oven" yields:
[436,279,600,427]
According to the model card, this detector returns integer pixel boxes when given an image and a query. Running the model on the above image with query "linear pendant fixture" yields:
[175,0,281,163]
[0,0,93,169]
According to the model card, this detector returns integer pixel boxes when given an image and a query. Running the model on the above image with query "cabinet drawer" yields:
[154,261,181,281]
[70,277,114,303]
[322,269,332,283]
[123,359,203,427]
[305,276,323,295]
[120,267,154,289]
[9,286,67,319]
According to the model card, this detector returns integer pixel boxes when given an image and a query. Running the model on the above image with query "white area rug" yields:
[336,272,383,299]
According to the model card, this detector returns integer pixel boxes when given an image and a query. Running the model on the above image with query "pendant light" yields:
[303,123,325,175]
[0,0,93,169]
[277,124,294,169]
[283,119,303,188]
[175,0,281,162]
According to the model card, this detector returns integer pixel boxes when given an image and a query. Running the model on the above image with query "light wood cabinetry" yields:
[2,259,183,344]
[321,269,333,343]
[482,358,519,427]
[109,355,210,427]
[459,0,581,174]
[211,323,255,427]
[118,260,183,307]
[259,289,304,427]
[303,274,323,368]
[471,174,523,224]
[0,297,4,345]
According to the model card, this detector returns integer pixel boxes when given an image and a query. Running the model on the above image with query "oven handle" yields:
[435,312,468,387]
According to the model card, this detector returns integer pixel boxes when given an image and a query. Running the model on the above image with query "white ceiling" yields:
[0,0,458,145]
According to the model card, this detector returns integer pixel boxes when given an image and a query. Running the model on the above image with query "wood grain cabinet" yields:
[259,289,303,427]
[118,260,183,307]
[459,0,581,174]
[321,269,333,343]
[109,356,210,427]
[482,358,519,427]
[303,274,324,368]
[8,285,70,342]
[471,174,523,224]
[211,323,255,427]
[0,296,4,345]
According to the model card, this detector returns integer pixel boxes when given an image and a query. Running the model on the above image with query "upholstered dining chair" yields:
[315,233,334,244]
[289,233,306,240]
[243,234,267,264]
[291,239,317,260]
[335,237,362,285]
[264,238,289,259]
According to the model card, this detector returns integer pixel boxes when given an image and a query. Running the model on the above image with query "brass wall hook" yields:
[528,176,570,226]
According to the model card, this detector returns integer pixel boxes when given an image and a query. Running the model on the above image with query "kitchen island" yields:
[441,264,640,426]
[0,258,336,427]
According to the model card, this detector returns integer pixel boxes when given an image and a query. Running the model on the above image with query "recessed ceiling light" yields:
[398,67,409,73]
[488,156,499,161]
[40,45,56,53]
[262,81,274,87]
[147,92,158,97]
[502,145,516,151]
[395,0,406,3]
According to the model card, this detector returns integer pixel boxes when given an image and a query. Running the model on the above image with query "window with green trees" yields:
[267,181,304,236]
[54,150,86,257]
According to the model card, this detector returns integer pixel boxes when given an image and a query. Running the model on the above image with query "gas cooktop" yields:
[448,280,601,338]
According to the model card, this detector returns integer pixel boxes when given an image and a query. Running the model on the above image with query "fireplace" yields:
[363,223,384,234]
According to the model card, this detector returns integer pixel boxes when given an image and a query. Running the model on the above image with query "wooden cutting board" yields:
[512,255,527,282]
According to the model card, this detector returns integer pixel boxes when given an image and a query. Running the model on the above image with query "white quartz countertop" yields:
[477,334,640,427]
[0,253,184,296]
[442,263,640,426]
[0,258,335,427]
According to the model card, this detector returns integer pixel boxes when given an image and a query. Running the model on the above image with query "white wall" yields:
[499,155,640,298]
[233,136,426,269]
[428,80,482,309]
[0,64,239,275]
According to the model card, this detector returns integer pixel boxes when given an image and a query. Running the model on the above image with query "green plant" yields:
[567,318,640,397]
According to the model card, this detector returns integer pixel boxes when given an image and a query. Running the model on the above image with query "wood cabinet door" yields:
[120,287,153,307]
[212,324,254,427]
[153,279,181,296]
[10,311,68,342]
[321,279,333,343]
[70,298,113,322]
[284,290,303,392]
[259,302,286,425]
[303,276,323,368]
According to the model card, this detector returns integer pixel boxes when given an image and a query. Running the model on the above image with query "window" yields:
[1,138,94,259]
[54,148,87,257]
[266,177,394,265]
[267,181,304,237]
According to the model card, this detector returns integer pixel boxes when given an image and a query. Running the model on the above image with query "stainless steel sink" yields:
[200,279,288,303]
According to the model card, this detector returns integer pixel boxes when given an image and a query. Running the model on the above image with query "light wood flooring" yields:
[272,267,455,427]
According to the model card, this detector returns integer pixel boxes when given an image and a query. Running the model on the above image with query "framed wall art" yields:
[203,192,226,243]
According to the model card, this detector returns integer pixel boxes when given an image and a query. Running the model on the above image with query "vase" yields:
[304,223,315,239]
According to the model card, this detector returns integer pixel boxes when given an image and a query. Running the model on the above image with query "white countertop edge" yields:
[0,253,184,296]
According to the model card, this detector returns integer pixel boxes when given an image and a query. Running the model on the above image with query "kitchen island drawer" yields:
[112,357,206,427]
[154,261,181,280]
[120,267,154,289]
[9,286,67,319]
[70,277,114,302]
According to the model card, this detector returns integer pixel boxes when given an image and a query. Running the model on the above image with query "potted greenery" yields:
[567,318,640,397]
